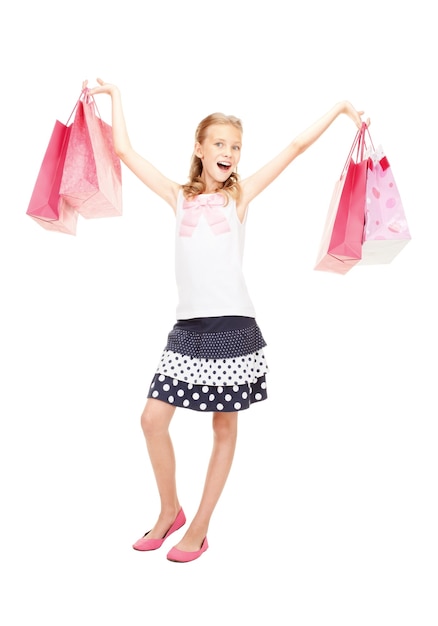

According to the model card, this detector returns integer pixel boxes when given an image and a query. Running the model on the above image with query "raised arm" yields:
[238,101,367,213]
[85,79,180,211]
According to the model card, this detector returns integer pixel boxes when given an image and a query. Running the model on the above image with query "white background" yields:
[1,1,437,624]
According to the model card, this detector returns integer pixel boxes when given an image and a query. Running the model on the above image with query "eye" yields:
[233,145,241,151]
[215,142,223,147]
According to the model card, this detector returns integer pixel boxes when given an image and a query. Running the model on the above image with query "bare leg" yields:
[139,398,181,538]
[172,410,238,552]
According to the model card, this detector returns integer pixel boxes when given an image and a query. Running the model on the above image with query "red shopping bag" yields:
[60,90,122,218]
[26,119,79,235]
[314,124,368,275]
[359,143,411,265]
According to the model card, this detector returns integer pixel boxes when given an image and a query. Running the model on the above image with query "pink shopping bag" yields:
[314,124,369,275]
[26,119,78,235]
[359,145,411,264]
[60,90,122,218]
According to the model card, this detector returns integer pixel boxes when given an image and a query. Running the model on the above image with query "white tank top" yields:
[174,189,256,320]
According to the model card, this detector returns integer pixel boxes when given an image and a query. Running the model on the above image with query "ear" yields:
[194,141,203,158]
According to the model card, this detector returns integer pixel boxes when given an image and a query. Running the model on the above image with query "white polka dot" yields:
[241,392,248,399]
[199,403,207,410]
[217,387,223,394]
[225,394,232,401]
[173,379,179,386]
[168,395,174,403]
[158,375,165,382]
[192,392,200,400]
[152,391,159,398]
[163,384,170,391]
[183,399,190,407]
[233,385,239,392]
[209,394,215,401]
[234,402,242,410]
[177,389,185,397]
[216,403,224,410]
[261,382,266,389]
[202,386,209,393]
[255,393,262,401]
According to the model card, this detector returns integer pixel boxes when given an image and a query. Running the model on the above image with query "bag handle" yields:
[364,124,375,153]
[65,90,83,125]
[82,87,103,120]
[340,122,369,175]
[65,88,103,125]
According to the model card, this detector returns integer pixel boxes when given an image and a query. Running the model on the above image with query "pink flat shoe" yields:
[166,537,209,563]
[132,508,186,551]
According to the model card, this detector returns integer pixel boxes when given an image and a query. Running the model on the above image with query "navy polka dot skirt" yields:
[147,316,269,412]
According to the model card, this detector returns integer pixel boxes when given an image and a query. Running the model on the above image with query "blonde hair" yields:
[181,112,243,202]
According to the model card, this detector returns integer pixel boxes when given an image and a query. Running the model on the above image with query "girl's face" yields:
[195,123,242,191]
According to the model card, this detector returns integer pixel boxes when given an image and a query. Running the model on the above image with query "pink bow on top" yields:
[179,193,231,237]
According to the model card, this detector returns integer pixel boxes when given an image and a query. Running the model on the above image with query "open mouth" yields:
[217,161,231,171]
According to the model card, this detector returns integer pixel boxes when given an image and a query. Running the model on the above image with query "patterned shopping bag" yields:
[359,145,411,264]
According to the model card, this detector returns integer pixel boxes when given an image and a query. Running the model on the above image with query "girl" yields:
[86,78,366,562]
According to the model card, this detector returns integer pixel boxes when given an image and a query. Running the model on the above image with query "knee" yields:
[212,412,238,442]
[140,399,174,438]
[140,407,154,437]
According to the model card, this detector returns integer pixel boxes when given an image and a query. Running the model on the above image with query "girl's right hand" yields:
[82,78,119,97]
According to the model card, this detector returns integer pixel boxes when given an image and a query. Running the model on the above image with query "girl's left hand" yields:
[341,100,370,129]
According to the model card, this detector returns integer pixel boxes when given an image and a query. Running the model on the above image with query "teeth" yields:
[218,162,231,167]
